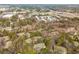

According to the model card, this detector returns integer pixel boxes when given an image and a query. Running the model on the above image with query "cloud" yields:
[0,0,78,4]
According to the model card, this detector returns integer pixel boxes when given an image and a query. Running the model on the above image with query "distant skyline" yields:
[0,4,79,9]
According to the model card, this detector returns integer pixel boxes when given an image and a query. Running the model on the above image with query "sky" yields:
[0,0,79,4]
